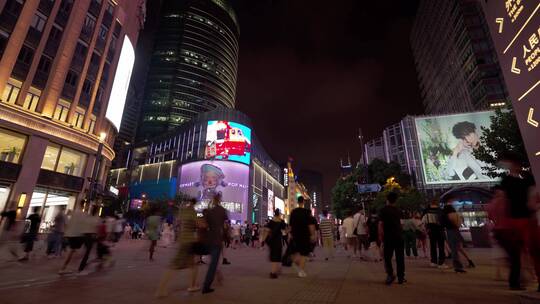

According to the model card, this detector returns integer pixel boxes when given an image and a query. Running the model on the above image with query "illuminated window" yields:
[23,91,40,112]
[0,128,27,164]
[1,81,21,104]
[53,100,70,122]
[74,111,84,128]
[41,144,61,171]
[41,144,87,176]
[88,116,96,134]
[57,147,86,176]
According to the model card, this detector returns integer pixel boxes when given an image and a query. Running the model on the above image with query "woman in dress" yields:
[155,198,200,297]
[264,208,286,278]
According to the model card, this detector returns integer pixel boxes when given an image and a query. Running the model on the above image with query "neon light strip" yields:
[504,3,540,54]
[518,80,540,101]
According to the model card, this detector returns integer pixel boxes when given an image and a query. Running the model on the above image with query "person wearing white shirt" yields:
[342,212,358,258]
[354,209,368,258]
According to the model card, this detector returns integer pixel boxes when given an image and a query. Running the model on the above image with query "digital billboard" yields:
[178,160,249,221]
[205,121,251,165]
[274,197,285,215]
[267,189,274,217]
[415,111,498,185]
[106,36,135,130]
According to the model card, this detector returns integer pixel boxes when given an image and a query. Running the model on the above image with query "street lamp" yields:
[86,132,107,213]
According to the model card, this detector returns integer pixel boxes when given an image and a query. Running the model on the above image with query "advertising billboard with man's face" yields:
[415,111,498,185]
[178,160,249,221]
[205,121,252,165]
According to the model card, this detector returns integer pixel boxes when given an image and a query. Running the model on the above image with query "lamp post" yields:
[86,132,106,213]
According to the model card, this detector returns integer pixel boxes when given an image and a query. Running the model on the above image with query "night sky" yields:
[230,0,424,202]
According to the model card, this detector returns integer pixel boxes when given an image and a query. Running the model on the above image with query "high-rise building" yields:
[135,0,239,141]
[0,0,144,219]
[410,0,508,114]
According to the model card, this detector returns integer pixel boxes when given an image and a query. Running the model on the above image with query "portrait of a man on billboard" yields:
[415,111,497,185]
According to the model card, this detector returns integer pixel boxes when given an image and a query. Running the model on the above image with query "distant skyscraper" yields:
[135,0,240,141]
[410,0,508,114]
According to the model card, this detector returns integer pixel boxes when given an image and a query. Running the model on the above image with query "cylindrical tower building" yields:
[137,0,239,141]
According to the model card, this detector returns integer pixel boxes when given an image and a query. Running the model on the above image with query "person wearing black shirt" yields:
[202,195,228,294]
[422,199,446,268]
[442,204,466,273]
[378,192,406,285]
[264,208,286,278]
[289,196,316,278]
[19,208,42,262]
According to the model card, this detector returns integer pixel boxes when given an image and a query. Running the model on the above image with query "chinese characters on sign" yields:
[483,0,540,181]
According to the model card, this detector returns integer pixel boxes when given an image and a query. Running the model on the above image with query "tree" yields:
[474,106,529,177]
[331,160,413,218]
[368,159,411,186]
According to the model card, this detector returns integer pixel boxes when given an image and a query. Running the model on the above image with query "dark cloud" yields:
[231,0,424,202]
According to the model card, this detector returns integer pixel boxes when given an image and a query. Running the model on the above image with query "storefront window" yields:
[57,147,86,176]
[28,188,76,232]
[0,185,10,214]
[40,144,87,177]
[41,144,60,170]
[0,128,27,164]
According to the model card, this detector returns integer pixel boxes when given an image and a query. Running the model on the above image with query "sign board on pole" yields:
[357,184,382,193]
[482,1,540,181]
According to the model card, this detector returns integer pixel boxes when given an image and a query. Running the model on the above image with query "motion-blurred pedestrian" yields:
[264,208,286,279]
[19,208,41,262]
[155,198,200,297]
[289,196,316,278]
[146,209,161,261]
[202,194,228,294]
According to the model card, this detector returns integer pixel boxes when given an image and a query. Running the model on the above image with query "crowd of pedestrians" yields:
[0,152,539,295]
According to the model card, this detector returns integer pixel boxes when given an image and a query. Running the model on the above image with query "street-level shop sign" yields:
[482,0,540,181]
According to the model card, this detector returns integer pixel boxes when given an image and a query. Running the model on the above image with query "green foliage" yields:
[370,183,425,214]
[331,160,413,218]
[473,106,528,177]
[368,159,411,186]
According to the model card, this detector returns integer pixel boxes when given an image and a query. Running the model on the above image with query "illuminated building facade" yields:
[136,0,239,141]
[411,0,508,114]
[0,0,144,220]
[109,109,283,224]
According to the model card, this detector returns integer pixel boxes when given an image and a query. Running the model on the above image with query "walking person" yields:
[367,214,383,262]
[222,220,232,265]
[402,212,418,258]
[77,208,99,274]
[442,204,466,273]
[46,208,66,258]
[412,212,428,258]
[202,194,228,294]
[379,192,406,285]
[155,198,201,297]
[289,196,316,278]
[496,153,540,291]
[319,210,335,261]
[19,208,42,262]
[354,208,368,259]
[422,199,447,268]
[146,209,161,261]
[342,211,358,258]
[264,208,286,278]
[0,209,19,259]
[59,210,86,274]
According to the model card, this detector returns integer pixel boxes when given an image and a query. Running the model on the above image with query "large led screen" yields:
[274,197,285,215]
[106,36,135,130]
[266,189,274,217]
[178,160,249,221]
[415,111,497,185]
[205,121,251,165]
